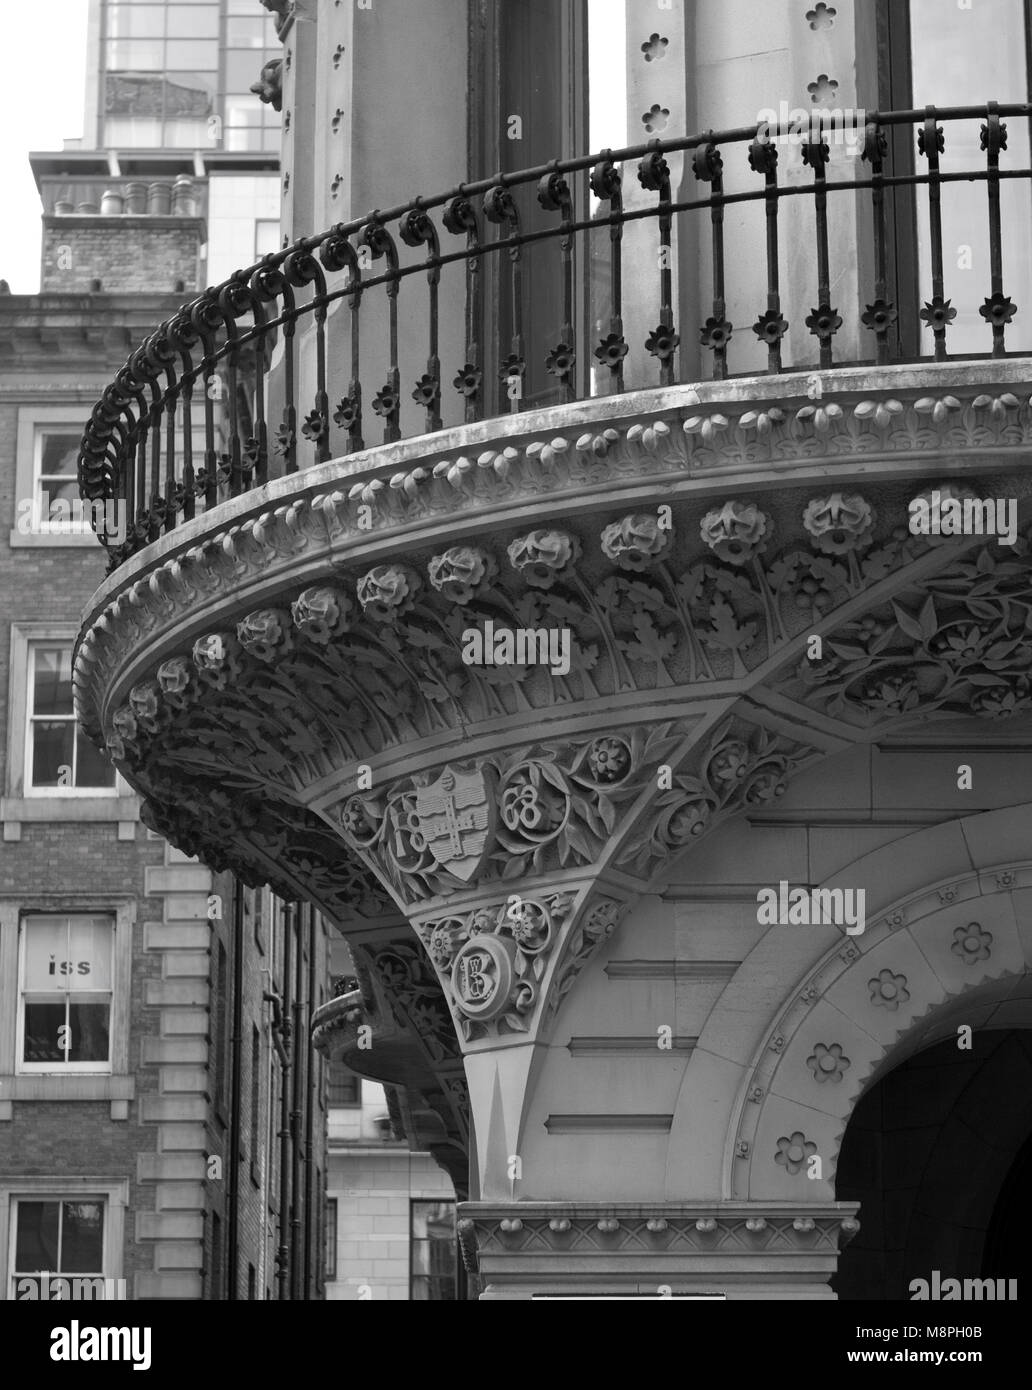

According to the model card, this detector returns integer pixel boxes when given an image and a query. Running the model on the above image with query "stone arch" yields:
[665,804,1032,1204]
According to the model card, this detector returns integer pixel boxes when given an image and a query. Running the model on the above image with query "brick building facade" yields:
[0,197,328,1298]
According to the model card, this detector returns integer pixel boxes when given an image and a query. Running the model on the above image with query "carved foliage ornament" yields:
[416,894,624,1043]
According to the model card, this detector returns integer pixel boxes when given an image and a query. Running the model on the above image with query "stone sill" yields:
[1,796,139,842]
[8,529,99,549]
[0,1072,134,1121]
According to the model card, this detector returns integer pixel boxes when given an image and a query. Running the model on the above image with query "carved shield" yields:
[414,765,497,882]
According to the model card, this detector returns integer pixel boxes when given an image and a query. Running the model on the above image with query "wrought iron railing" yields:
[79,103,1032,571]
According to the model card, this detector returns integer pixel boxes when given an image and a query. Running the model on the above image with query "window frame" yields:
[1,1178,128,1302]
[24,642,117,799]
[10,405,109,550]
[3,626,139,837]
[0,899,135,1111]
[408,1199,460,1301]
[16,914,115,1075]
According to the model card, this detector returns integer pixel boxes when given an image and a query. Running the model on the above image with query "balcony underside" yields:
[75,365,1032,1161]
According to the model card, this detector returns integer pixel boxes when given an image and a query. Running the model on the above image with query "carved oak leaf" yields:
[700,594,758,654]
[620,611,677,668]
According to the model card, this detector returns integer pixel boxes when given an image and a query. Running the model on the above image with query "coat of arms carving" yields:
[414,764,497,882]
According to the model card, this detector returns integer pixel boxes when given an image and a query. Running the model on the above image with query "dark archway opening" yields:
[833,1029,1032,1300]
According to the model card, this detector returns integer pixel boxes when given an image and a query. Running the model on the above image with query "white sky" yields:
[1,2,88,293]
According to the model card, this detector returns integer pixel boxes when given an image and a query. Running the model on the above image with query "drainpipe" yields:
[303,909,318,1299]
[275,902,294,1300]
[290,903,306,1300]
[226,881,245,1300]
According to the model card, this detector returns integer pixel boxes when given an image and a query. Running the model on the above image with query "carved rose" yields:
[806,1042,850,1084]
[339,796,379,843]
[774,1131,817,1175]
[292,585,352,644]
[191,632,242,690]
[708,740,751,787]
[506,529,580,588]
[110,705,139,749]
[427,547,496,603]
[237,609,293,663]
[699,501,771,565]
[802,493,875,554]
[587,736,632,783]
[950,922,992,964]
[908,482,981,545]
[128,682,164,734]
[156,658,193,710]
[600,513,671,571]
[356,565,420,621]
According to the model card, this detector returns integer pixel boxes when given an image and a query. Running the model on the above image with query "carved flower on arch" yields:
[663,798,711,845]
[807,1042,851,1083]
[156,657,194,710]
[708,740,751,787]
[507,529,580,588]
[802,493,876,554]
[951,922,992,964]
[699,500,771,565]
[860,674,919,715]
[868,968,910,1011]
[128,682,164,734]
[356,564,420,621]
[339,796,379,843]
[971,676,1032,719]
[586,736,632,783]
[427,546,496,603]
[600,512,670,571]
[292,585,352,644]
[774,1131,818,1176]
[237,609,293,663]
[426,919,465,969]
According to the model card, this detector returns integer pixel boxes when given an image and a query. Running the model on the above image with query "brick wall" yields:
[40,217,204,296]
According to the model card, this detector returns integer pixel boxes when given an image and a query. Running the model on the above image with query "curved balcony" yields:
[74,111,1032,1183]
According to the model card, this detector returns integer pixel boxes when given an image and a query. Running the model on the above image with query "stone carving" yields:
[414,892,578,1042]
[868,968,910,1011]
[336,725,687,902]
[806,1042,850,1084]
[950,922,992,964]
[783,527,1032,727]
[774,1131,818,1175]
[616,718,816,879]
[250,58,283,112]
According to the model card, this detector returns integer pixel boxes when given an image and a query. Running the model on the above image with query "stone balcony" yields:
[75,110,1032,1206]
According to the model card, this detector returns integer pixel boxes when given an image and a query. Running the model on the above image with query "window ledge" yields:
[8,530,100,549]
[0,1073,134,1121]
[1,796,139,840]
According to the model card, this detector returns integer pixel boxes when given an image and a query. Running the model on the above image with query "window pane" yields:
[104,116,164,145]
[75,730,116,789]
[23,1002,66,1062]
[226,51,264,94]
[106,5,165,39]
[31,722,74,786]
[168,5,219,38]
[105,73,165,116]
[61,1202,104,1273]
[166,39,217,69]
[67,919,114,991]
[38,480,80,514]
[39,433,81,476]
[15,1202,60,1271]
[107,38,165,70]
[22,919,69,990]
[66,1003,111,1063]
[165,72,216,117]
[224,126,265,153]
[33,648,73,715]
[164,117,213,147]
